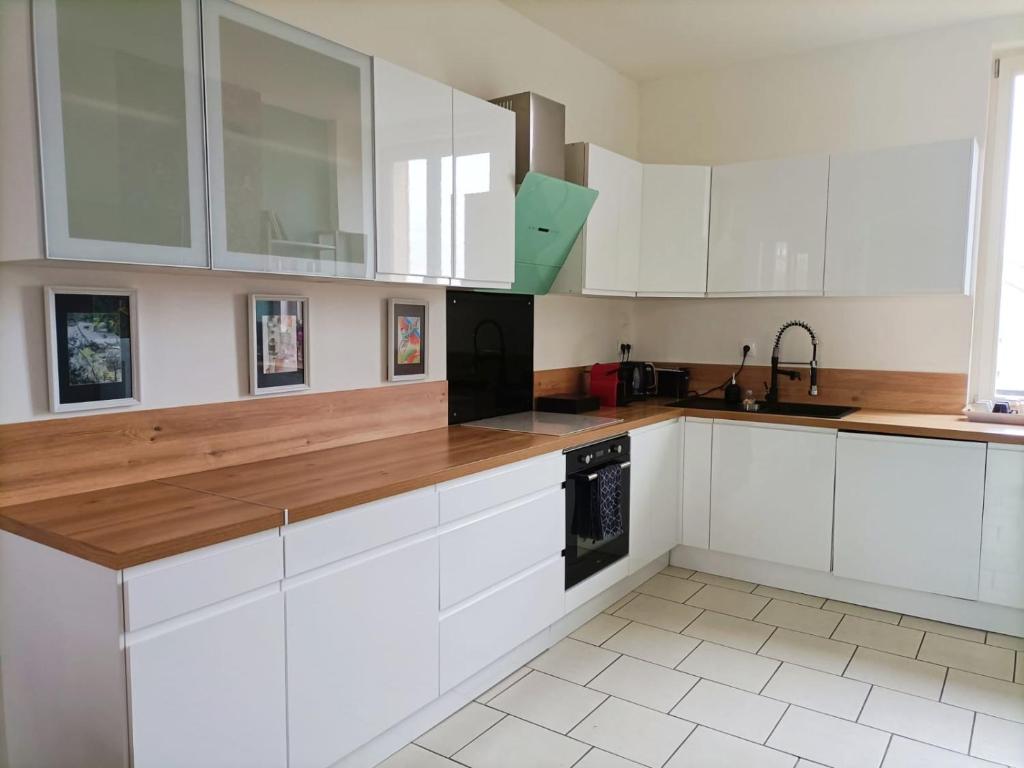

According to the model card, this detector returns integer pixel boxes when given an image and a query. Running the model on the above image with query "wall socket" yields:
[742,342,756,358]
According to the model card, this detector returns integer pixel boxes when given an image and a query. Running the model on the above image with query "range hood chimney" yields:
[489,92,597,295]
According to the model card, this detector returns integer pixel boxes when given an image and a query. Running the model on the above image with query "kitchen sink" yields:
[667,397,858,419]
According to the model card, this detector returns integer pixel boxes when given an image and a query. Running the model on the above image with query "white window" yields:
[974,52,1024,400]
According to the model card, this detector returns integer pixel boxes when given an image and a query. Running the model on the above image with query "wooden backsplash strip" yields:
[0,381,448,507]
[534,364,967,414]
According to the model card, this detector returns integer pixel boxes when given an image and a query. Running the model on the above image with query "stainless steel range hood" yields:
[489,92,597,295]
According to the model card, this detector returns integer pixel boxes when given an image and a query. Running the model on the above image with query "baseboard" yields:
[671,545,1024,636]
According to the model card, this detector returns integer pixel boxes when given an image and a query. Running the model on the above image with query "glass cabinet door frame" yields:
[32,0,209,267]
[202,0,376,280]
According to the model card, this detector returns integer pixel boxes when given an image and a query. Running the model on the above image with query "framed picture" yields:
[249,294,310,395]
[388,298,427,381]
[44,287,140,413]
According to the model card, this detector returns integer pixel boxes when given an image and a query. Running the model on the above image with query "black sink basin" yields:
[667,397,858,419]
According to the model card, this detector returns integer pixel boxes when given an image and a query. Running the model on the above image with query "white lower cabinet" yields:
[833,432,986,599]
[285,534,439,768]
[629,419,682,571]
[710,420,836,571]
[681,417,713,549]
[979,444,1024,609]
[127,592,288,768]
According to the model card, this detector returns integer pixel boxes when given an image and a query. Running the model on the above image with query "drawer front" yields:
[439,556,563,692]
[440,487,563,610]
[285,487,438,577]
[438,452,563,524]
[124,531,283,631]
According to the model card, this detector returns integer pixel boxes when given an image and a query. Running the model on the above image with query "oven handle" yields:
[582,460,631,482]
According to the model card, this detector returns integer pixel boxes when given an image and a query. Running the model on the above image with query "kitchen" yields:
[1,1,1023,768]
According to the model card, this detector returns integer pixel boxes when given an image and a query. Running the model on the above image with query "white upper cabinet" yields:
[374,58,453,283]
[203,0,375,278]
[555,143,642,296]
[707,155,829,296]
[710,420,836,571]
[33,0,208,267]
[452,90,516,288]
[638,165,711,296]
[824,139,978,296]
[833,432,986,600]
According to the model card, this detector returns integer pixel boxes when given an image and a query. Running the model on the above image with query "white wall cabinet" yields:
[825,139,978,296]
[681,417,713,549]
[638,165,711,296]
[33,0,208,267]
[833,432,986,600]
[127,592,288,768]
[629,419,682,571]
[203,0,375,278]
[286,534,439,768]
[555,143,642,296]
[452,89,516,288]
[710,420,836,571]
[979,444,1024,609]
[707,155,829,296]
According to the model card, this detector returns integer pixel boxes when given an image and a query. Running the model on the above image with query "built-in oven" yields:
[563,434,630,590]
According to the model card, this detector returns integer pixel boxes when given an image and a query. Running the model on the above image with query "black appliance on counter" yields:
[619,361,657,402]
[655,366,690,400]
[564,434,631,589]
[446,291,533,424]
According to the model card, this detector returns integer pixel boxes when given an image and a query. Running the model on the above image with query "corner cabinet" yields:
[833,432,986,599]
[824,139,978,296]
[638,165,711,297]
[710,420,836,571]
[707,154,829,296]
[202,0,375,278]
[33,0,208,267]
[554,143,643,296]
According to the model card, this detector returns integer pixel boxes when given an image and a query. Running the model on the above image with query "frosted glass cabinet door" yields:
[373,59,454,282]
[33,0,207,266]
[203,0,375,278]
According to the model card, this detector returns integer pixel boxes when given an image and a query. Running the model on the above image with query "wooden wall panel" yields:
[534,364,967,414]
[0,381,448,507]
[533,367,585,399]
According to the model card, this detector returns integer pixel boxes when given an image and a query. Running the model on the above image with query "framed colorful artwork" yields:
[45,287,140,413]
[249,294,310,395]
[388,298,427,381]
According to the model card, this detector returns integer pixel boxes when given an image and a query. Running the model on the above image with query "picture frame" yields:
[44,287,140,413]
[249,294,310,395]
[387,298,428,382]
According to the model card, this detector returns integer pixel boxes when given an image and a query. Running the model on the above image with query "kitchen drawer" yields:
[285,487,437,577]
[123,530,283,632]
[440,556,563,692]
[438,452,563,524]
[440,486,563,609]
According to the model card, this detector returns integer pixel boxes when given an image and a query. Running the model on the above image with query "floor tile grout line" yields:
[755,624,779,655]
[763,702,790,746]
[447,711,508,764]
[939,665,950,701]
[838,643,859,677]
[878,732,893,767]
[854,683,873,722]
[969,710,977,757]
[567,746,593,768]
[757,659,785,696]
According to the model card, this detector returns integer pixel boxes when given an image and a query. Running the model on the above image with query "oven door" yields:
[564,461,631,589]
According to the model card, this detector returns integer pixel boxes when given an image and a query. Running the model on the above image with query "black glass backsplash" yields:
[446,290,534,424]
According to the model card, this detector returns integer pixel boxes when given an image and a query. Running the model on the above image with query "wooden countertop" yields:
[2,400,1020,570]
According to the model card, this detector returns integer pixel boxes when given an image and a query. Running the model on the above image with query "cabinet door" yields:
[203,0,374,278]
[127,592,287,768]
[374,58,453,282]
[825,139,977,296]
[286,535,439,768]
[33,0,207,266]
[710,420,836,571]
[981,445,1024,609]
[707,155,828,296]
[638,165,710,296]
[834,433,986,599]
[630,420,681,571]
[452,90,515,288]
[581,145,641,296]
[681,417,713,549]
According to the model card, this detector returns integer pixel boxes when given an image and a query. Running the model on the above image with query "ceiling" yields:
[501,0,1024,81]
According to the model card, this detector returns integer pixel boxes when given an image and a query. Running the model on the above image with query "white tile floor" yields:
[380,568,1024,768]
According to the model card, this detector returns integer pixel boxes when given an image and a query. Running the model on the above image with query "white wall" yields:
[0,0,639,423]
[634,16,1024,373]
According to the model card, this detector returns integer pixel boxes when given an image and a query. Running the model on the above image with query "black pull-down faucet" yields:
[765,320,818,403]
